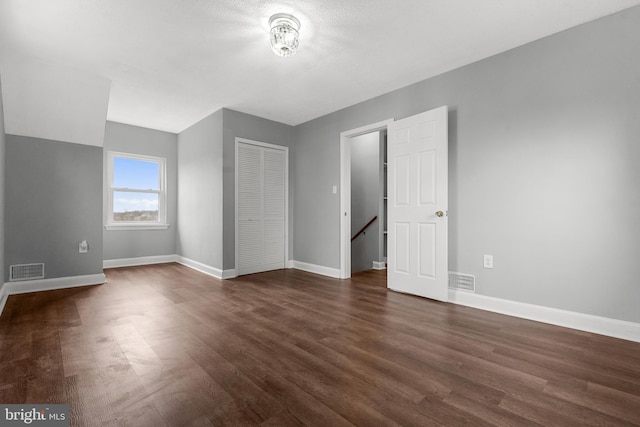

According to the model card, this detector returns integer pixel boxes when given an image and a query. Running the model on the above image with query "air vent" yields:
[449,272,475,292]
[9,263,45,281]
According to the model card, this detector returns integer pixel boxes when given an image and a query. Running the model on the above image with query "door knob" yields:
[435,211,444,217]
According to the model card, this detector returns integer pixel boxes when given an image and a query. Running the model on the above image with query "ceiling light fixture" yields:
[269,13,300,58]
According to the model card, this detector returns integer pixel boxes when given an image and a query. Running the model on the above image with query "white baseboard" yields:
[289,260,341,279]
[103,254,178,269]
[221,268,237,279]
[176,256,236,279]
[372,261,386,270]
[0,286,8,316]
[0,273,106,317]
[103,255,238,279]
[448,289,640,343]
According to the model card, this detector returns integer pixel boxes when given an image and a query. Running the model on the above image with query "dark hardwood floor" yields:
[1,263,640,426]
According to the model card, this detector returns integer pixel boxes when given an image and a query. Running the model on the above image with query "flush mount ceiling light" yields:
[269,13,301,58]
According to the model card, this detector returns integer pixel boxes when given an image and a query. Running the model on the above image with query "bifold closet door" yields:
[237,142,286,276]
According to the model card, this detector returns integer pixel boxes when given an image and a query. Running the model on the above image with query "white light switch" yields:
[332,185,337,194]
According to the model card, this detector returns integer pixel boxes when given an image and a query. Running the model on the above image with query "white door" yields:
[236,140,287,276]
[387,106,448,301]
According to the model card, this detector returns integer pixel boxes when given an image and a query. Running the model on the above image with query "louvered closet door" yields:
[237,142,286,276]
[263,149,286,267]
[237,144,263,274]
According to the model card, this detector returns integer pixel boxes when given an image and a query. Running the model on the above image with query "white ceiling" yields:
[1,0,640,136]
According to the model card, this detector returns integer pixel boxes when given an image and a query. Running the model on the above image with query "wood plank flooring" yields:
[1,263,640,426]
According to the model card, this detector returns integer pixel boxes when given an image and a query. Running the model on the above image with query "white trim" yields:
[103,255,178,269]
[103,255,239,279]
[0,273,107,317]
[3,273,106,295]
[221,269,238,280]
[176,256,237,279]
[105,224,170,231]
[448,289,640,343]
[340,119,394,279]
[372,261,386,270]
[234,137,288,151]
[0,285,8,316]
[342,119,395,139]
[235,138,289,276]
[106,150,167,228]
[290,260,341,279]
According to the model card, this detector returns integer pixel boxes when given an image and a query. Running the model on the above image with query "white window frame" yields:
[105,151,169,230]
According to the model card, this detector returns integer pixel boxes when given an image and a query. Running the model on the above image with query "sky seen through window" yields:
[113,157,160,214]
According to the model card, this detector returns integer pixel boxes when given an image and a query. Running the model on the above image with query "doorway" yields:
[340,119,393,279]
[340,107,449,302]
[350,130,387,274]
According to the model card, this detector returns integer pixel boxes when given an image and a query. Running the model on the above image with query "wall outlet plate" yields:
[79,240,89,253]
[483,254,493,269]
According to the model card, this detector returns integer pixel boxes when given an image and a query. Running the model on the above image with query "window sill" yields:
[105,224,170,231]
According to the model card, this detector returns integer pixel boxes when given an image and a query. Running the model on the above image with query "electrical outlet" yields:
[79,240,89,254]
[483,254,493,269]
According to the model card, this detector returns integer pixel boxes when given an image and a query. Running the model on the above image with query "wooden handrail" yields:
[352,216,378,242]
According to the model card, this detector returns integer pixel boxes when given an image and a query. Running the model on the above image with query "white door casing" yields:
[387,106,448,301]
[236,139,288,276]
[339,119,394,279]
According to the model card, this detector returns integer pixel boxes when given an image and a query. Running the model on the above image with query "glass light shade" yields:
[269,14,300,58]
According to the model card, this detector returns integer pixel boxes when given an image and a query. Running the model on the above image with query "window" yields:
[106,151,168,230]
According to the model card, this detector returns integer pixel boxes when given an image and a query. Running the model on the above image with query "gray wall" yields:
[293,117,341,269]
[103,121,178,260]
[177,109,224,269]
[5,135,103,280]
[222,109,295,270]
[293,7,640,323]
[177,108,294,272]
[0,76,6,286]
[351,131,380,273]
